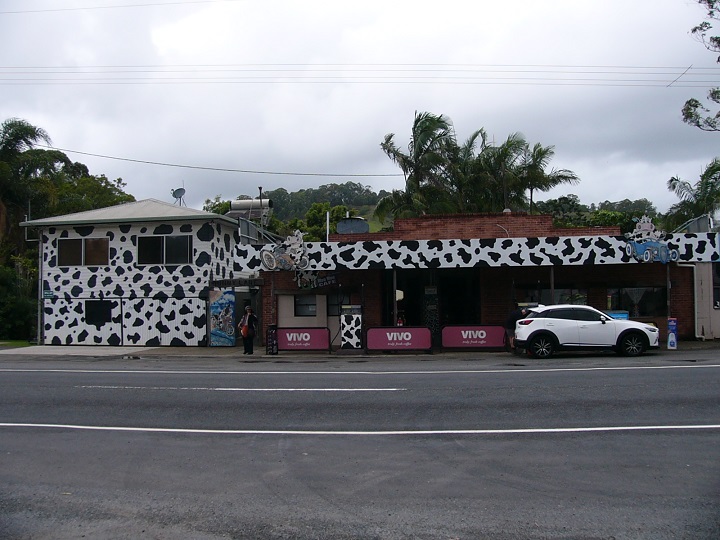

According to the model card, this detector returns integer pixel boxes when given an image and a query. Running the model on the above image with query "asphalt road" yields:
[1,349,719,539]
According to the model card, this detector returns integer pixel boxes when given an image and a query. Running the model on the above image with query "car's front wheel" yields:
[528,334,556,359]
[618,333,646,357]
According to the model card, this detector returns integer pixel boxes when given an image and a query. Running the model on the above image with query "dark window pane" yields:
[165,235,191,264]
[327,291,350,316]
[138,236,164,265]
[58,239,82,266]
[294,295,317,317]
[546,309,576,320]
[573,308,602,321]
[84,238,109,265]
[85,300,113,326]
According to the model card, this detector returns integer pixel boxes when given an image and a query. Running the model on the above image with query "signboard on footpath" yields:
[441,325,506,348]
[277,327,331,351]
[366,327,432,351]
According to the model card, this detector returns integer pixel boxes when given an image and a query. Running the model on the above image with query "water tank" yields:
[336,217,369,234]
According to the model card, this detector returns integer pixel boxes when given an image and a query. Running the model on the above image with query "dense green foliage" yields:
[535,195,657,234]
[0,118,135,339]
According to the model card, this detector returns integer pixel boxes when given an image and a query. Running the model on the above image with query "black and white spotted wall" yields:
[41,220,238,346]
[235,234,720,272]
[340,314,363,349]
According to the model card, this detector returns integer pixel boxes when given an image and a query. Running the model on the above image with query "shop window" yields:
[138,235,192,265]
[85,300,113,326]
[327,291,351,316]
[294,295,317,317]
[58,238,109,266]
[714,263,720,309]
[607,287,667,317]
[522,287,587,306]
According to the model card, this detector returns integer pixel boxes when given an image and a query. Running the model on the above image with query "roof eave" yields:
[20,214,239,228]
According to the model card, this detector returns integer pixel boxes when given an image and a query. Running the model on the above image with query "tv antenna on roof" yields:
[171,187,186,206]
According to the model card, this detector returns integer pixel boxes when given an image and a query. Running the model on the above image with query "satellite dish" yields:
[171,187,186,206]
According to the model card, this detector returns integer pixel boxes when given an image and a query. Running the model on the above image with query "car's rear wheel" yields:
[528,334,555,359]
[618,333,646,357]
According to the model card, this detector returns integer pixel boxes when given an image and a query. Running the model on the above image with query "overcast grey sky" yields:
[2,0,719,212]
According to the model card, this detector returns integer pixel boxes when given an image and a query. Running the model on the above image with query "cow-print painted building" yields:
[22,202,720,346]
[22,199,240,346]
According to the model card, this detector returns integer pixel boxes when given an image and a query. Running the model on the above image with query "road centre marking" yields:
[2,364,720,376]
[75,386,405,391]
[1,423,720,436]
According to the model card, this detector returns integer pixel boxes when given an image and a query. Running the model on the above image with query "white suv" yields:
[514,304,660,358]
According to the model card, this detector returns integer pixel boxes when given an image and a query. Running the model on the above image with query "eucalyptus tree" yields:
[520,143,579,214]
[666,158,720,230]
[682,1,720,131]
[375,111,456,221]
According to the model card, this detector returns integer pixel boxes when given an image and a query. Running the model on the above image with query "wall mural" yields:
[624,216,679,264]
[235,233,719,272]
[209,289,235,346]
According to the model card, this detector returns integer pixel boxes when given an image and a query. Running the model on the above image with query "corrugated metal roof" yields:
[20,198,238,227]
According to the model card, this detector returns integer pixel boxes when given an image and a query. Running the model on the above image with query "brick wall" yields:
[332,212,621,242]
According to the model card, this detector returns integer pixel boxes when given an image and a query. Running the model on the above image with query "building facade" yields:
[23,203,720,347]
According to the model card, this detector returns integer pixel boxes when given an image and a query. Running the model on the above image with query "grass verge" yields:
[0,340,32,348]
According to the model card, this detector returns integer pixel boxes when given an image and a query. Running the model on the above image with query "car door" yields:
[574,307,616,346]
[541,308,579,346]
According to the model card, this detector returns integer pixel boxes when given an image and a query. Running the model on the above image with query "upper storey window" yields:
[57,238,109,266]
[137,235,192,265]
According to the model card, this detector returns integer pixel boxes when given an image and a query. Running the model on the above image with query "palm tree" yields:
[444,129,488,213]
[0,118,54,244]
[0,118,51,162]
[375,112,456,221]
[520,143,579,214]
[666,158,720,230]
[475,132,528,211]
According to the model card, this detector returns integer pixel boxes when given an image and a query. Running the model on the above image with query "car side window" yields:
[573,308,603,322]
[545,309,576,320]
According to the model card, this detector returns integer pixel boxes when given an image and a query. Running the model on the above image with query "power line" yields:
[1,63,716,87]
[0,0,242,14]
[41,145,403,178]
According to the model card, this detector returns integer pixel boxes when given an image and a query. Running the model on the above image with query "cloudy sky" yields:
[2,0,719,213]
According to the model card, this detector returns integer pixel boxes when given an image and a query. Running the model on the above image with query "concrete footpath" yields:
[1,340,719,359]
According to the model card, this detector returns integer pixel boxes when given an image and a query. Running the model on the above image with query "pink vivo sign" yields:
[366,327,432,350]
[277,327,330,350]
[441,325,506,348]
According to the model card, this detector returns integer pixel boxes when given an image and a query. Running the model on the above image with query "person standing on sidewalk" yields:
[504,302,526,352]
[238,306,258,355]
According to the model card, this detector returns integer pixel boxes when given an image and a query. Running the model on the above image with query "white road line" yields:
[1,423,720,435]
[1,364,720,375]
[75,386,405,391]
